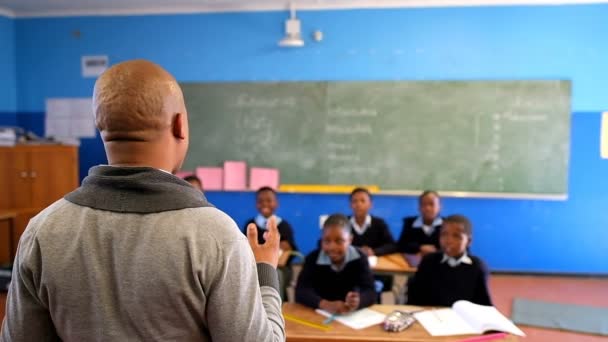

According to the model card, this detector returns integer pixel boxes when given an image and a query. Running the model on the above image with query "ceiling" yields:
[0,0,606,17]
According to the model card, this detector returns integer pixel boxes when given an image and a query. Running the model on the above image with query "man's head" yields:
[93,59,189,173]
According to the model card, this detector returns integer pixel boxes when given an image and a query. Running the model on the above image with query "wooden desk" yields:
[0,211,16,264]
[372,253,418,275]
[283,303,519,342]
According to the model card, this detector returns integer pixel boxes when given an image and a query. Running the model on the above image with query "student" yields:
[244,186,298,301]
[348,187,395,256]
[1,60,285,341]
[396,190,443,255]
[183,174,202,191]
[407,214,492,307]
[296,214,376,313]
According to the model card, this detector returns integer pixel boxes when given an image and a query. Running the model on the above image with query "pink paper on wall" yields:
[175,170,194,179]
[249,167,280,190]
[196,167,224,190]
[223,161,247,190]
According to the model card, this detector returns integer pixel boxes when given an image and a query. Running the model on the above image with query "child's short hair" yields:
[322,213,351,233]
[419,190,440,204]
[349,187,372,201]
[184,175,201,185]
[443,214,472,237]
[256,186,277,197]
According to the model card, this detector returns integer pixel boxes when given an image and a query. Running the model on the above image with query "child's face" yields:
[419,193,440,222]
[440,222,470,257]
[321,225,352,265]
[256,190,277,218]
[350,191,371,218]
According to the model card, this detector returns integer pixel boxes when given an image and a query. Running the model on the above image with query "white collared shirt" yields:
[412,216,444,236]
[254,214,283,229]
[316,245,360,272]
[441,253,473,267]
[350,215,372,235]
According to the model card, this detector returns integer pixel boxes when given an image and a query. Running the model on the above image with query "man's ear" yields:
[172,113,186,140]
[467,236,473,248]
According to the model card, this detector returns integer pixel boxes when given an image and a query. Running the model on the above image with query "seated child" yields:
[348,187,395,256]
[396,190,443,255]
[295,214,376,313]
[348,187,395,298]
[183,174,202,191]
[407,214,492,307]
[243,186,298,301]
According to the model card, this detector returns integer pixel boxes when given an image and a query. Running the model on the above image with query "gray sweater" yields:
[0,166,285,342]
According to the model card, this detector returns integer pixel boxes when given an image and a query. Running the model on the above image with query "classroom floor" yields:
[1,275,607,341]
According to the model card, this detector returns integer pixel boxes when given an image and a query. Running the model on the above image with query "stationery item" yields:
[195,167,223,190]
[249,167,280,190]
[283,313,331,332]
[223,161,247,190]
[383,310,416,332]
[323,314,337,325]
[315,308,386,330]
[459,332,508,342]
[413,300,525,337]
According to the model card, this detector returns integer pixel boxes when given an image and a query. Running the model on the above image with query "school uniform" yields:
[295,246,376,310]
[349,215,395,256]
[396,216,443,254]
[407,252,492,307]
[244,214,299,301]
[349,215,395,295]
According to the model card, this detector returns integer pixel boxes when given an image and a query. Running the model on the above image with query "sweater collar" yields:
[65,165,211,213]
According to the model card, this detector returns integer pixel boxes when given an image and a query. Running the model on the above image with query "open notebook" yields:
[316,308,386,330]
[414,300,526,337]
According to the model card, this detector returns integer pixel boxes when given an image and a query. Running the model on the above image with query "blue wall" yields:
[0,14,16,122]
[11,5,608,274]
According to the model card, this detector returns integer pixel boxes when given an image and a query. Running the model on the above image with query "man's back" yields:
[1,166,285,341]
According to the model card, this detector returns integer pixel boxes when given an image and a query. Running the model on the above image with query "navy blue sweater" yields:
[349,216,395,256]
[295,248,376,310]
[395,216,443,254]
[407,252,492,307]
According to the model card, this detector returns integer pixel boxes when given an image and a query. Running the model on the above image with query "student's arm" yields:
[397,219,421,254]
[1,225,60,341]
[278,221,298,251]
[371,218,396,256]
[406,255,433,306]
[354,254,377,309]
[294,254,323,309]
[473,259,493,306]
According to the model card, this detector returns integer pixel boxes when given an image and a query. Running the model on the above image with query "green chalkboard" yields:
[181,81,570,196]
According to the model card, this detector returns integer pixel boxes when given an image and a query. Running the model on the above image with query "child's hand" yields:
[360,246,375,256]
[319,300,349,314]
[247,216,281,268]
[420,244,437,256]
[345,291,360,312]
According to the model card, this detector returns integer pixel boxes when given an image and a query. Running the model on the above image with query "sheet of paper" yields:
[196,167,224,190]
[414,309,477,336]
[368,255,378,267]
[223,161,247,190]
[45,98,96,138]
[453,301,525,337]
[249,167,279,190]
[316,308,386,330]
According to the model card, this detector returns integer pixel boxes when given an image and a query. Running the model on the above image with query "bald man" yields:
[1,60,285,342]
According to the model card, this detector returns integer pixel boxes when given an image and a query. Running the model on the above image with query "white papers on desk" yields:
[368,255,378,267]
[316,308,386,330]
[45,98,96,139]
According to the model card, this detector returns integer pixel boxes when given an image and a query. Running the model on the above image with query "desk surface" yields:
[372,253,418,275]
[283,303,519,342]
